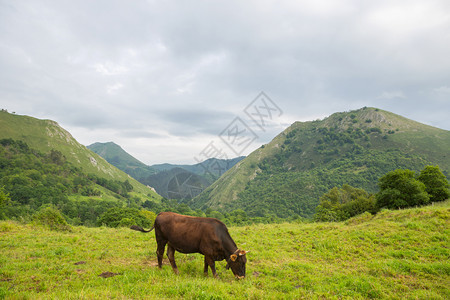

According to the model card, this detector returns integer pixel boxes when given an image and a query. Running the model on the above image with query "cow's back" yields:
[154,212,230,257]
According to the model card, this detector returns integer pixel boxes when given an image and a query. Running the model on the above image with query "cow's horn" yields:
[239,250,250,256]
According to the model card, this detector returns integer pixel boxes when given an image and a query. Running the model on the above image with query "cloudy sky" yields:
[1,0,449,164]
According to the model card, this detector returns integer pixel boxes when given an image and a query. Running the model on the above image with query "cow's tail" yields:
[130,225,154,233]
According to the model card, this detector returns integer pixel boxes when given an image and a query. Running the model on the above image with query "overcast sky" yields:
[1,0,449,164]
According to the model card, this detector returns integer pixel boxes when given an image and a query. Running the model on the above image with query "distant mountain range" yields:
[87,142,244,199]
[189,107,450,218]
[2,107,448,220]
[151,157,245,177]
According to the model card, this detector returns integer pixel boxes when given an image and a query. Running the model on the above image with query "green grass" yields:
[1,202,449,299]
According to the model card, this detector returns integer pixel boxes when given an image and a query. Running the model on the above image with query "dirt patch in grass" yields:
[143,258,169,267]
[98,272,121,278]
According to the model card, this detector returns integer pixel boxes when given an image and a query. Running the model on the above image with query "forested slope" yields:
[192,107,450,218]
[0,111,159,196]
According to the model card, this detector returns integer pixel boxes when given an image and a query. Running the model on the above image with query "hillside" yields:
[87,142,157,181]
[0,110,160,198]
[144,157,245,199]
[151,156,245,178]
[140,167,210,199]
[191,107,450,218]
[88,141,244,199]
[1,201,448,299]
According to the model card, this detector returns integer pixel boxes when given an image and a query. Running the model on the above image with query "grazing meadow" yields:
[1,201,449,299]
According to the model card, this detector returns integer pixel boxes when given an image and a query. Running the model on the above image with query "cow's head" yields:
[226,249,249,279]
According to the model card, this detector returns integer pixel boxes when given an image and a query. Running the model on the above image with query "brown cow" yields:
[131,212,248,278]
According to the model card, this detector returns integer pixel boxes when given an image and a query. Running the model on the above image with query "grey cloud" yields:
[1,0,449,164]
[117,130,166,139]
[159,109,237,136]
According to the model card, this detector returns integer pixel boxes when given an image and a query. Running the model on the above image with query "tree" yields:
[97,207,152,228]
[48,150,66,165]
[417,165,450,202]
[207,210,225,220]
[123,180,133,192]
[0,186,10,207]
[139,210,156,225]
[194,209,206,217]
[314,198,340,222]
[341,194,377,218]
[32,206,71,231]
[314,184,376,222]
[228,209,248,225]
[376,169,429,209]
[0,186,11,219]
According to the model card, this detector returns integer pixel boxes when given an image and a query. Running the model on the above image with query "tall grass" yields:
[1,201,449,299]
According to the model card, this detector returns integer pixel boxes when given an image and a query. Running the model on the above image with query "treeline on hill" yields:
[314,165,450,222]
[223,122,446,219]
[1,138,448,229]
[0,139,160,226]
[0,139,272,227]
[103,165,449,226]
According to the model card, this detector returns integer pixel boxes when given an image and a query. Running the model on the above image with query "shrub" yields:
[97,207,153,228]
[117,217,136,227]
[139,210,156,225]
[314,185,376,222]
[32,206,72,231]
[0,187,10,220]
[417,165,450,202]
[341,195,377,217]
[376,169,429,209]
[0,186,10,207]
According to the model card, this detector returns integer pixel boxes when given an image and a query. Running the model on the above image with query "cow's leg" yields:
[204,257,209,276]
[204,256,218,278]
[156,240,167,269]
[167,244,179,275]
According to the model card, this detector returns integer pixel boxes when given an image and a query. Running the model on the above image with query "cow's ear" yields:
[239,250,250,256]
[230,254,237,262]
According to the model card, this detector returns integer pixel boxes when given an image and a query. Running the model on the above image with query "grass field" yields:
[1,202,449,299]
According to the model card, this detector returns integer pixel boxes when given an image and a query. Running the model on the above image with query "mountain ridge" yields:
[87,142,157,181]
[0,110,160,198]
[190,107,450,218]
[87,141,244,199]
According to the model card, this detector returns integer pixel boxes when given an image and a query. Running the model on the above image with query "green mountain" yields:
[140,167,210,200]
[88,141,244,199]
[87,142,157,181]
[191,107,450,218]
[147,157,245,199]
[0,110,160,198]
